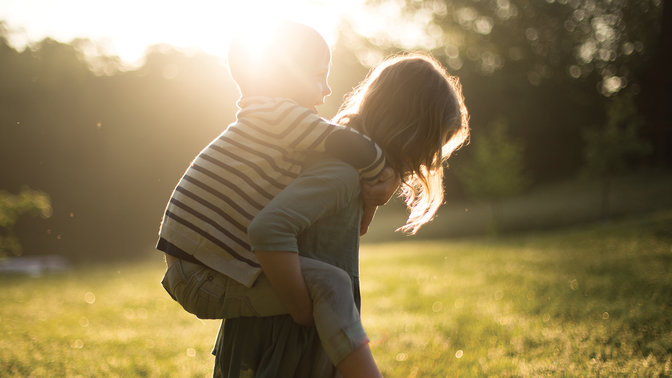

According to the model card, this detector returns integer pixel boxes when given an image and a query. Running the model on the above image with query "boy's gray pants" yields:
[161,256,368,365]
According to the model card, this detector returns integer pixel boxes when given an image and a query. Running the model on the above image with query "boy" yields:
[158,19,390,376]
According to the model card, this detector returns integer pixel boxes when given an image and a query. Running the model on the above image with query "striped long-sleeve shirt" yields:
[157,96,385,287]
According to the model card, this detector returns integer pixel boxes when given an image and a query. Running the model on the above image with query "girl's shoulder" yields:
[301,156,360,193]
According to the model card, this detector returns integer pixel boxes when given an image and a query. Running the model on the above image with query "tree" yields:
[356,0,662,94]
[454,120,528,234]
[582,91,651,221]
[0,188,52,257]
[335,0,668,180]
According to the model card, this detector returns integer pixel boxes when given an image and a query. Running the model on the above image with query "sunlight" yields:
[0,0,368,66]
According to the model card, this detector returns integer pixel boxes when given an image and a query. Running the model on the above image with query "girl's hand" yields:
[360,205,377,236]
[362,167,400,206]
[255,250,314,326]
[360,167,401,235]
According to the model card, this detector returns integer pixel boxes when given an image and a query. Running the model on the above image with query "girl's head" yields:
[334,53,469,234]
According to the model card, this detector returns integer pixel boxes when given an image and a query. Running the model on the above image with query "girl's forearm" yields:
[254,250,314,326]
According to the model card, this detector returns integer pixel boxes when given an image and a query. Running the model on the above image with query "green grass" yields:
[2,210,672,376]
[0,260,222,377]
[362,210,672,376]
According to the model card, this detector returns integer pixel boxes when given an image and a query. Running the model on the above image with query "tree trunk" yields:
[640,0,672,166]
[600,175,611,223]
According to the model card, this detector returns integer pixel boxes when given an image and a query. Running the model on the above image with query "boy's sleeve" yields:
[322,128,385,183]
[243,100,385,181]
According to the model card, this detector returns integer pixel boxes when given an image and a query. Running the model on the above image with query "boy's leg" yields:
[162,256,372,366]
[297,257,370,367]
[161,258,288,319]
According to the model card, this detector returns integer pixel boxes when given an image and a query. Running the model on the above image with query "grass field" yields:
[1,210,671,376]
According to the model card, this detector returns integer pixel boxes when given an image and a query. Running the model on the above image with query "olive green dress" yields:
[213,158,363,378]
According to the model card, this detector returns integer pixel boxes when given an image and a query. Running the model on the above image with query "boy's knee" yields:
[308,265,353,303]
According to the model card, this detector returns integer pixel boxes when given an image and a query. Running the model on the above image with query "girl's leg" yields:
[336,343,382,378]
[164,257,380,375]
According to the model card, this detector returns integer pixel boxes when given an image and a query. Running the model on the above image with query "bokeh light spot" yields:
[84,291,96,304]
[569,65,582,78]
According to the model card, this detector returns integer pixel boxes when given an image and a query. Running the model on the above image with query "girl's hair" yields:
[333,53,469,234]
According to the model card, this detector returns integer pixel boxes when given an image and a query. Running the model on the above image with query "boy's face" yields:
[291,49,332,113]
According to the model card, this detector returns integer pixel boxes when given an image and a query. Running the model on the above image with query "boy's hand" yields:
[360,167,401,235]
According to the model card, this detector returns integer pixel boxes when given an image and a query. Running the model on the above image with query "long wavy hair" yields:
[334,53,470,234]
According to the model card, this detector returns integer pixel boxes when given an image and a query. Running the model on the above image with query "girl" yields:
[214,53,470,377]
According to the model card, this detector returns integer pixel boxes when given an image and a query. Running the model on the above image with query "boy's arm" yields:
[245,99,386,182]
[323,128,386,183]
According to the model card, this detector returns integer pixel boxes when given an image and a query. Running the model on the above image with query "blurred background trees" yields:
[581,92,651,221]
[0,0,669,260]
[454,121,528,234]
[0,188,51,257]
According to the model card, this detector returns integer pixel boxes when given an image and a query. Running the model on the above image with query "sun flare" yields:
[0,0,368,66]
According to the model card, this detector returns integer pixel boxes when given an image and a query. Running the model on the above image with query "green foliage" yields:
[582,92,651,177]
[455,120,528,201]
[453,121,528,234]
[0,6,669,260]
[0,188,52,257]
[365,0,662,95]
[347,0,669,179]
[0,32,239,259]
[582,92,652,220]
[1,211,671,376]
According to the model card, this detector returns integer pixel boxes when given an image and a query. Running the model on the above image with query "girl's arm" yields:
[247,159,360,326]
[359,167,401,235]
[254,250,314,326]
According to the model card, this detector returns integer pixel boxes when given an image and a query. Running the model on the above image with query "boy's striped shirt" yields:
[157,97,385,287]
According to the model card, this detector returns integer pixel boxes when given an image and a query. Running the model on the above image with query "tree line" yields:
[0,0,669,260]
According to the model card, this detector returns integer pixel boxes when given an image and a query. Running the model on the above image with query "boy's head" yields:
[228,20,332,111]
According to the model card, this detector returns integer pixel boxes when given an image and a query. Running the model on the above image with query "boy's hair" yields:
[334,53,470,234]
[227,20,329,96]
